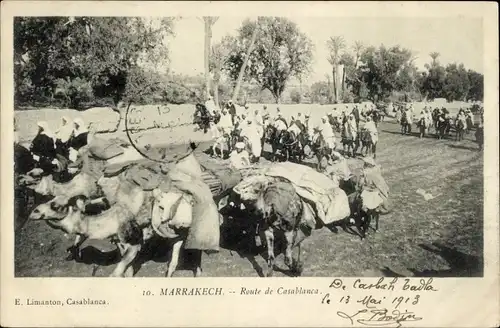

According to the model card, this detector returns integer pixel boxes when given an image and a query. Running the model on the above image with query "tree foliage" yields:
[14,17,174,109]
[222,17,313,103]
[323,37,483,103]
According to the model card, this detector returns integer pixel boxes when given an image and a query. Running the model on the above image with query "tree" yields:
[467,70,483,101]
[223,17,313,104]
[429,52,440,67]
[443,63,470,101]
[327,36,345,103]
[353,41,364,69]
[14,17,174,118]
[357,45,414,101]
[310,81,329,104]
[290,89,302,104]
[209,37,231,107]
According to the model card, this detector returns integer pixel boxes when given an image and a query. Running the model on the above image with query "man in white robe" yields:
[241,119,262,162]
[253,109,264,138]
[273,113,287,132]
[229,142,250,170]
[363,116,379,144]
[319,116,336,150]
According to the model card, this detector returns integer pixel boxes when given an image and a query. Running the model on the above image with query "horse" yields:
[264,125,286,162]
[193,103,212,133]
[310,133,332,171]
[436,116,451,140]
[455,118,465,142]
[279,130,306,163]
[341,122,358,158]
[358,129,376,158]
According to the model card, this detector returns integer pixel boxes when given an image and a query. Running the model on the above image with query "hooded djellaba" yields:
[30,121,58,173]
[55,116,74,158]
[357,156,391,214]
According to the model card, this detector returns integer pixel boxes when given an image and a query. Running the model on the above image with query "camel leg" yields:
[192,250,203,277]
[283,229,302,276]
[66,235,88,261]
[264,227,275,277]
[166,240,183,277]
[283,230,294,269]
[110,243,141,277]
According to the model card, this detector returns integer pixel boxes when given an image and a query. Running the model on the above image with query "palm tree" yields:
[429,52,440,67]
[327,36,345,103]
[353,40,364,69]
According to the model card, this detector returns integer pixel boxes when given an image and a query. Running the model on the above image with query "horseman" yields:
[324,150,355,193]
[358,156,390,215]
[273,112,288,132]
[362,116,378,156]
[319,116,336,156]
[296,112,304,126]
[417,110,428,138]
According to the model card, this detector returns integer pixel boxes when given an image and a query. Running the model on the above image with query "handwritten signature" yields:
[337,308,423,327]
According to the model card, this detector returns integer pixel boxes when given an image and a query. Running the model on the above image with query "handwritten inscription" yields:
[322,278,437,327]
[337,308,423,327]
[330,278,438,292]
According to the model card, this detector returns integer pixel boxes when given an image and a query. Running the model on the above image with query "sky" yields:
[166,16,483,85]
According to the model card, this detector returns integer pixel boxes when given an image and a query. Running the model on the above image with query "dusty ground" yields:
[14,119,483,277]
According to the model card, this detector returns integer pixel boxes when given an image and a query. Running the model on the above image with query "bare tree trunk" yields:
[204,19,212,98]
[213,80,220,108]
[232,20,259,103]
[332,68,337,103]
[326,74,332,103]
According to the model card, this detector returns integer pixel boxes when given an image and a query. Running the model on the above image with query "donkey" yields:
[253,181,305,277]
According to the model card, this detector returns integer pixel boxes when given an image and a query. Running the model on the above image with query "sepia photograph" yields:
[2,2,499,327]
[12,14,486,279]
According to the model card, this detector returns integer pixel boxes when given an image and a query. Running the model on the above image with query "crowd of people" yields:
[14,116,90,177]
[197,97,386,171]
[394,102,483,141]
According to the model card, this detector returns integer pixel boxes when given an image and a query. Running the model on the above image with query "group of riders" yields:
[395,102,484,144]
[193,98,384,171]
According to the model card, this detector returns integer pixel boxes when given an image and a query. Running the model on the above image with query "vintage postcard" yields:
[1,1,499,327]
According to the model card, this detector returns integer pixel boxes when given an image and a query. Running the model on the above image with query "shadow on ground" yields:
[380,242,483,277]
